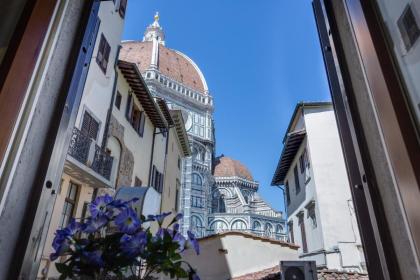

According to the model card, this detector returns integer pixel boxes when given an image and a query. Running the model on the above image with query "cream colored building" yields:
[37,19,190,280]
[174,231,298,280]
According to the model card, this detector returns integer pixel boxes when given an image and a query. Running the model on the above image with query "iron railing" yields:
[68,127,113,180]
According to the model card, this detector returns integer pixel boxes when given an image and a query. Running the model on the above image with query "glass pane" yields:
[0,0,29,67]
[375,1,420,129]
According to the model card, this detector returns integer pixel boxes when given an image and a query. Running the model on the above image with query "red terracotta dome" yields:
[214,156,254,181]
[120,41,207,94]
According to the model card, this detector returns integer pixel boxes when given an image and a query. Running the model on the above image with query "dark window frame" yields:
[293,165,300,194]
[59,181,79,229]
[96,33,110,74]
[397,4,420,51]
[81,110,100,140]
[114,91,122,110]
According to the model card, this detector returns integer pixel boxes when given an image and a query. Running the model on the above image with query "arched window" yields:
[253,221,262,232]
[211,220,228,233]
[264,223,273,237]
[276,224,283,234]
[192,173,202,187]
[231,220,247,230]
[106,137,122,186]
[244,194,249,203]
[191,215,203,238]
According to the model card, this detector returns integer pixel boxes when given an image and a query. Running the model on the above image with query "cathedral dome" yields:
[214,155,254,181]
[119,13,208,94]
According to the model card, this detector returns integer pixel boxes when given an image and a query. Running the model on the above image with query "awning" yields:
[117,60,167,128]
[271,129,306,185]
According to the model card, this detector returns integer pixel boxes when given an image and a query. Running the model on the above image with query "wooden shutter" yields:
[125,94,132,120]
[81,111,99,140]
[139,111,145,137]
[102,40,110,73]
[81,111,92,135]
[119,0,127,18]
[299,216,308,253]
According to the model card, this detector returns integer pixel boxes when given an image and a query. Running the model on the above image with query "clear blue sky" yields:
[122,0,330,213]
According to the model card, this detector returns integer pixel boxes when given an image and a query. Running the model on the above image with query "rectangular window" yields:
[151,166,164,193]
[288,222,294,244]
[285,181,290,205]
[398,4,420,51]
[81,111,99,140]
[81,202,90,223]
[294,165,300,194]
[59,182,79,228]
[298,214,308,253]
[115,91,122,109]
[299,153,305,173]
[96,34,110,74]
[177,157,181,169]
[191,196,203,208]
[127,99,146,137]
[308,205,317,228]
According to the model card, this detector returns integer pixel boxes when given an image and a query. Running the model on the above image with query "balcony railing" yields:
[68,127,113,180]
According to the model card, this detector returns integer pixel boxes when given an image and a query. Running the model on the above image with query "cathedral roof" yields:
[214,155,254,181]
[120,13,208,94]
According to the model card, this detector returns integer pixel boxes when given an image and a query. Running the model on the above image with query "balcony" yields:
[63,127,114,188]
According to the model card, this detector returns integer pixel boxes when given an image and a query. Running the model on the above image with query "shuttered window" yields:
[151,165,164,193]
[119,0,127,18]
[398,5,420,51]
[81,111,99,140]
[294,165,300,194]
[126,94,146,137]
[96,34,110,74]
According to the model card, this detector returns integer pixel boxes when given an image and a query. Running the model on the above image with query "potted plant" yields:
[50,194,200,280]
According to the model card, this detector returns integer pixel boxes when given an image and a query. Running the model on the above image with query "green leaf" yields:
[55,263,68,274]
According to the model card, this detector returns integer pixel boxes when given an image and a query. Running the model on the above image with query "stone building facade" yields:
[120,13,286,239]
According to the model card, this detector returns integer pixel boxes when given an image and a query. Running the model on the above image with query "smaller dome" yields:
[214,155,253,181]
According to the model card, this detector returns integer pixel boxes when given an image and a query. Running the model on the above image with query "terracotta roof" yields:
[198,231,299,249]
[120,41,206,93]
[213,155,254,181]
[232,266,280,280]
[233,267,369,280]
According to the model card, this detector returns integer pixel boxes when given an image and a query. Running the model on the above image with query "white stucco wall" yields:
[176,233,299,280]
[74,1,125,146]
[284,105,364,272]
[113,68,156,186]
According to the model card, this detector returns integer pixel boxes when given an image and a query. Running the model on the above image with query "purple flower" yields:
[50,237,71,261]
[151,212,171,225]
[120,232,147,257]
[115,208,141,234]
[173,232,187,252]
[187,230,200,255]
[109,197,139,209]
[64,219,81,236]
[82,215,108,233]
[89,194,113,218]
[82,250,104,267]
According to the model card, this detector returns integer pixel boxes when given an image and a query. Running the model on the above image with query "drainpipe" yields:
[101,45,121,149]
[148,127,157,186]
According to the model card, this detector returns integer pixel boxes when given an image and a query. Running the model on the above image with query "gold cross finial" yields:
[154,12,159,22]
